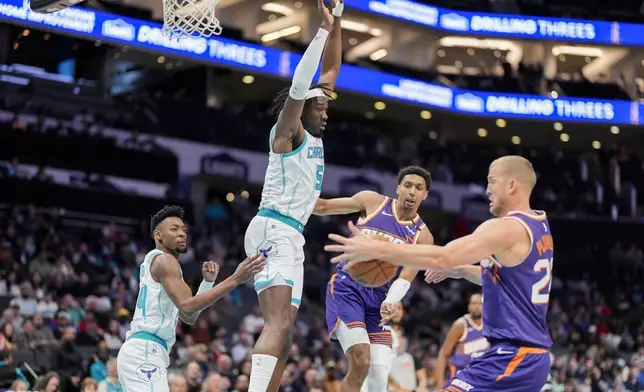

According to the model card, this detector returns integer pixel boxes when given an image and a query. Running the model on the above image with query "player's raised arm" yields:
[273,0,334,154]
[318,0,344,91]
[151,253,265,314]
[436,318,466,387]
[326,218,527,270]
[313,190,383,216]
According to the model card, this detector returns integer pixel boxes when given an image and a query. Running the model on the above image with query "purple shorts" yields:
[443,342,551,392]
[325,272,392,347]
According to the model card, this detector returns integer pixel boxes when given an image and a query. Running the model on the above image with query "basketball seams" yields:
[375,260,388,286]
[346,234,398,287]
[349,262,384,286]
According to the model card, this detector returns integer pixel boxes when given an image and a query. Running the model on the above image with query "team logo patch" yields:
[257,241,278,258]
[136,363,161,383]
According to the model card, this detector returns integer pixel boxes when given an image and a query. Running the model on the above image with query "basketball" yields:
[346,235,398,287]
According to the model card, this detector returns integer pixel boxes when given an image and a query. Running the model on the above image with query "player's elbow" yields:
[180,312,198,325]
[313,199,327,215]
[178,300,201,315]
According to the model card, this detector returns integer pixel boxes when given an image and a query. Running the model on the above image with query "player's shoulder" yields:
[476,217,523,231]
[149,252,180,276]
[413,222,433,244]
[451,316,467,332]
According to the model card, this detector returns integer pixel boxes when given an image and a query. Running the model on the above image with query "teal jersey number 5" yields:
[315,164,324,191]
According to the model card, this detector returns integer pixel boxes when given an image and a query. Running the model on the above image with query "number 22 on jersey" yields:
[531,257,553,305]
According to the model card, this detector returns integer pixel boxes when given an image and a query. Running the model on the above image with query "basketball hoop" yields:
[162,0,222,38]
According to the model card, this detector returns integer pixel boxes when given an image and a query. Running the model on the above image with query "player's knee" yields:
[279,328,294,357]
[264,315,293,336]
[347,344,371,378]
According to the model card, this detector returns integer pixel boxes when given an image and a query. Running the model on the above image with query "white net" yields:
[162,0,222,38]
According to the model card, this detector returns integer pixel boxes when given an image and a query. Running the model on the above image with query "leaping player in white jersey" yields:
[117,205,265,392]
[243,0,344,391]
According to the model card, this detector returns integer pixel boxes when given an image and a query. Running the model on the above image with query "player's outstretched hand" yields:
[202,261,220,282]
[325,221,379,268]
[232,254,266,283]
[424,270,447,284]
[318,0,334,31]
[424,268,462,284]
[379,302,399,327]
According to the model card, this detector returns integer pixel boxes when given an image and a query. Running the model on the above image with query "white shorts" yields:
[244,213,305,308]
[117,336,170,392]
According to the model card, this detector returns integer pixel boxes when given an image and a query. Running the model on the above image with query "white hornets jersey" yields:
[258,126,324,227]
[128,249,181,350]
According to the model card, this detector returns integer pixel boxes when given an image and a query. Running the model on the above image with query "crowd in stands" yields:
[1,193,643,392]
[2,97,643,219]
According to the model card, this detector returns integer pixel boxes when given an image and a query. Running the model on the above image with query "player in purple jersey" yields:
[313,166,434,392]
[326,156,554,392]
[435,294,488,388]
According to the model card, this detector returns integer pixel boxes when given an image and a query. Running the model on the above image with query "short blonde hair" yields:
[491,155,537,190]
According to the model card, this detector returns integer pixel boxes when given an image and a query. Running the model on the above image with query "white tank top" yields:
[258,126,324,227]
[127,249,181,351]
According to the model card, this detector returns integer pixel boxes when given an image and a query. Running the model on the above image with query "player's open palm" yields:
[233,254,266,283]
[424,268,462,284]
[424,270,448,284]
[318,0,334,31]
[202,261,220,282]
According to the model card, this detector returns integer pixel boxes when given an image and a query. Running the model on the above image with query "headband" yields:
[305,88,329,100]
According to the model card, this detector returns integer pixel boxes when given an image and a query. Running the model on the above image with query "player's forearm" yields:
[178,276,240,313]
[290,28,330,97]
[384,278,411,304]
[416,369,428,390]
[313,198,360,216]
[320,12,342,88]
[435,354,448,386]
[376,243,450,270]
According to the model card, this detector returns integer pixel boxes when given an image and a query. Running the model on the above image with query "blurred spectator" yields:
[14,318,39,350]
[32,313,57,346]
[81,378,98,392]
[33,371,60,392]
[103,320,123,350]
[96,359,121,392]
[16,282,38,317]
[170,374,189,392]
[37,293,60,320]
[57,329,83,389]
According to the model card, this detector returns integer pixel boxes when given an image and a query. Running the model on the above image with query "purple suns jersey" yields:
[480,210,554,349]
[336,197,425,290]
[450,315,488,372]
[326,196,425,344]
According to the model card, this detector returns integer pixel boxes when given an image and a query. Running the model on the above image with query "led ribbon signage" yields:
[0,0,641,125]
[348,0,644,45]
